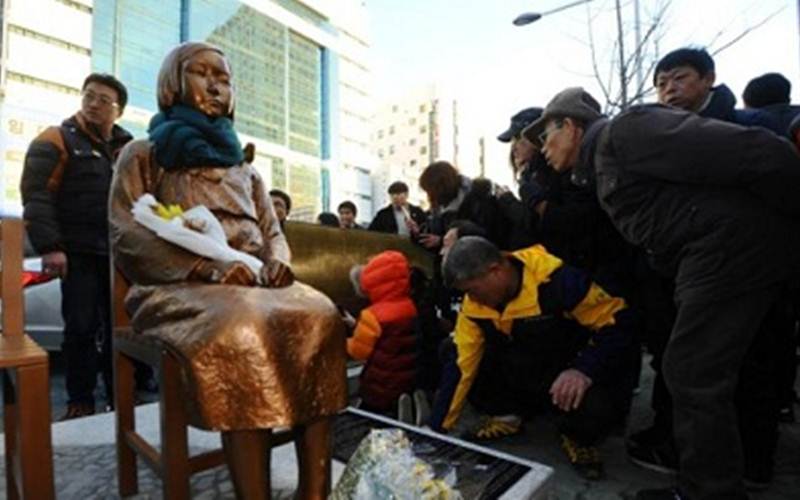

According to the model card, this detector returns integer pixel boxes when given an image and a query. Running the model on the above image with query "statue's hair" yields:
[156,42,233,116]
[443,236,503,287]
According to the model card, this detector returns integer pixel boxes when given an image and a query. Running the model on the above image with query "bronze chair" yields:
[112,269,299,498]
[0,218,54,500]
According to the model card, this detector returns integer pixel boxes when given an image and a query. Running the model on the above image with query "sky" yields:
[365,0,799,183]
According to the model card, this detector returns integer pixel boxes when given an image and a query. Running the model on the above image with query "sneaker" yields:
[627,437,679,475]
[560,434,605,480]
[397,393,413,424]
[635,487,689,500]
[413,389,431,427]
[467,415,523,441]
[59,402,95,421]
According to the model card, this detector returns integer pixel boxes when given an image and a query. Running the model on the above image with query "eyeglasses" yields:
[538,120,564,145]
[82,91,118,108]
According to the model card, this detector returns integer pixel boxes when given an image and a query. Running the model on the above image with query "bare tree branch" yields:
[585,1,612,108]
[710,6,786,56]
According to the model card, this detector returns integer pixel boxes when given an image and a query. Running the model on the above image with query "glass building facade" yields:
[90,0,329,219]
[92,0,182,114]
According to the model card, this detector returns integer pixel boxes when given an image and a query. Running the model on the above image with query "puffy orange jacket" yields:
[347,250,418,410]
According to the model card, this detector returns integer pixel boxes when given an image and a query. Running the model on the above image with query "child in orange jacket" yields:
[347,251,419,415]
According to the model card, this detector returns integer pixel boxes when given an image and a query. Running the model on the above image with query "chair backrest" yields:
[0,218,25,337]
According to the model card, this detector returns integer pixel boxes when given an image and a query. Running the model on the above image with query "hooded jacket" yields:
[698,84,738,122]
[590,104,800,303]
[347,251,418,410]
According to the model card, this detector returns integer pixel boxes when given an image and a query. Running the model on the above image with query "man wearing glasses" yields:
[21,73,132,420]
[524,87,800,500]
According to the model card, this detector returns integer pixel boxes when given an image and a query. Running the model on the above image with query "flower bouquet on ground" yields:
[331,428,462,500]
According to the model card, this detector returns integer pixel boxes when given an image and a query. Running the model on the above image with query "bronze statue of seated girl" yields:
[109,41,346,499]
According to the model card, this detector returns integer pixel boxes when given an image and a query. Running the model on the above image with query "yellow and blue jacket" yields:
[430,245,633,431]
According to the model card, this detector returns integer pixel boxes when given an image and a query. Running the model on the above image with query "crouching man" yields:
[429,236,637,480]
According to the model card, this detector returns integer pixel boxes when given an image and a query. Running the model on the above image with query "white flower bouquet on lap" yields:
[131,193,263,282]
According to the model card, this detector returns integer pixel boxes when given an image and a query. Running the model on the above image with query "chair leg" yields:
[161,352,191,499]
[222,429,272,500]
[3,371,19,500]
[16,363,55,499]
[294,417,332,500]
[115,350,138,496]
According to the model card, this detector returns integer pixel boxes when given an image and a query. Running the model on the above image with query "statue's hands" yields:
[260,258,294,288]
[190,259,257,286]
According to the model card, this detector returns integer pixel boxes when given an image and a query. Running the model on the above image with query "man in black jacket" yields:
[524,87,800,500]
[368,181,426,236]
[21,73,133,419]
[631,48,793,487]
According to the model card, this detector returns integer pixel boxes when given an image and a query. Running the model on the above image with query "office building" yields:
[0,0,375,221]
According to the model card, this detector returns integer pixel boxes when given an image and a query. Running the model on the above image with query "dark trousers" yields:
[61,252,111,406]
[664,286,779,500]
[467,333,632,445]
[643,272,784,480]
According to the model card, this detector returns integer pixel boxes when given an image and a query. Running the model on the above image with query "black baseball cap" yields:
[497,107,543,142]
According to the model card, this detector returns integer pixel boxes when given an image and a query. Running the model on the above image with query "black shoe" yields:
[635,487,688,500]
[778,405,795,423]
[628,423,671,447]
[744,463,773,491]
[59,402,96,421]
[627,437,679,475]
[560,434,605,480]
[136,377,159,394]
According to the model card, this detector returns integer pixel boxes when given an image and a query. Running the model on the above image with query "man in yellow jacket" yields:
[429,236,637,480]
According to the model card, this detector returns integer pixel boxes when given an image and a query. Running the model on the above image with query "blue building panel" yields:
[320,46,339,162]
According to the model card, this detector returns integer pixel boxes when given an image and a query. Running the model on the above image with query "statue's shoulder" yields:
[116,139,154,169]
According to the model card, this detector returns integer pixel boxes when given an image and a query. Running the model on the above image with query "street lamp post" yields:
[513,0,594,27]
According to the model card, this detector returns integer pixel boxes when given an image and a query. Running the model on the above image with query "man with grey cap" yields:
[524,87,800,500]
[498,104,635,300]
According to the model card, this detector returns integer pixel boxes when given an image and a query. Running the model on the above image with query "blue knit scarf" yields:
[148,104,244,170]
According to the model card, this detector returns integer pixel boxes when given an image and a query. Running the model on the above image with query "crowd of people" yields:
[18,40,800,500]
[326,48,800,500]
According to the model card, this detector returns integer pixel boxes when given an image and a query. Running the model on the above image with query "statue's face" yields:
[181,50,233,117]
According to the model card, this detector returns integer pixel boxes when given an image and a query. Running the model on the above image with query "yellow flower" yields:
[154,202,184,220]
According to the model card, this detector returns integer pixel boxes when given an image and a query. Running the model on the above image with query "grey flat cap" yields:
[522,87,602,142]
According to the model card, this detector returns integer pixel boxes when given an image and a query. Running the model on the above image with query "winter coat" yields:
[589,104,800,304]
[430,245,636,431]
[21,113,132,255]
[424,175,472,237]
[347,251,418,410]
[368,203,426,234]
[739,104,800,138]
[505,151,636,298]
[698,84,738,122]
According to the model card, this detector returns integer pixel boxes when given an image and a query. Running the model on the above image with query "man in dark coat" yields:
[497,106,636,298]
[634,48,795,486]
[524,86,800,500]
[20,73,133,419]
[368,181,426,236]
